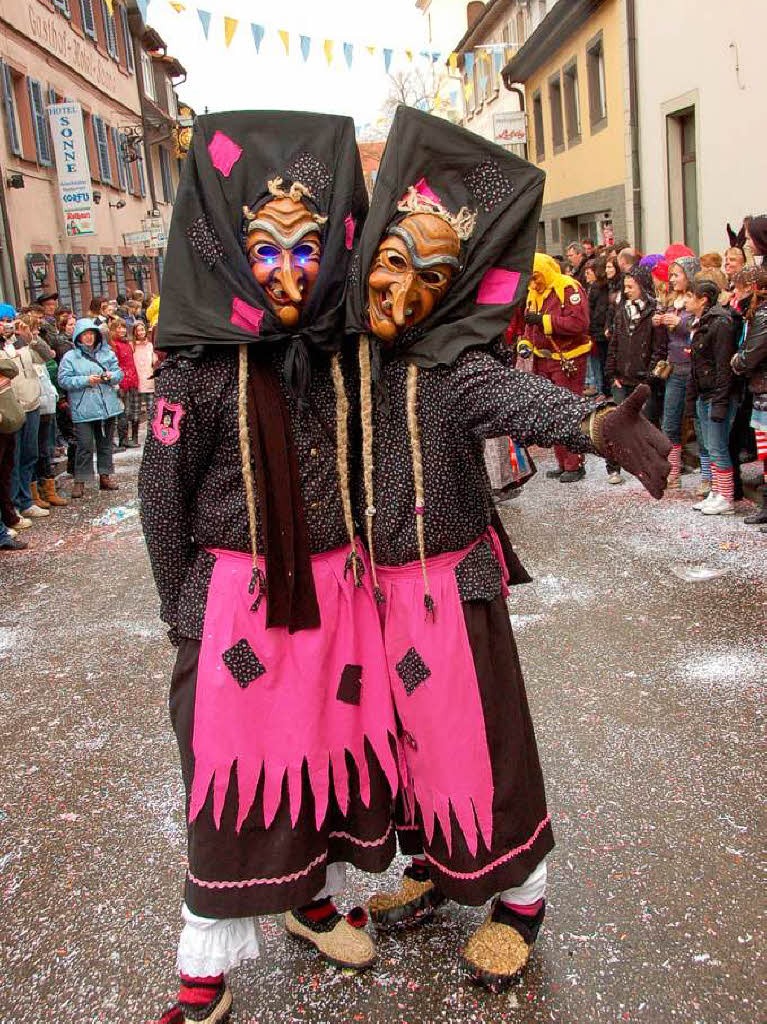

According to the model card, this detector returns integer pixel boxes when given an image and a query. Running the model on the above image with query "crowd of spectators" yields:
[0,290,158,551]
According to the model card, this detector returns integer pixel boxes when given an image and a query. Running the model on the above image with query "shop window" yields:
[587,31,607,131]
[100,0,119,60]
[159,146,174,204]
[141,51,156,102]
[79,0,97,41]
[548,72,564,153]
[563,59,581,145]
[667,107,699,253]
[118,6,135,73]
[1,62,22,158]
[532,89,544,161]
[27,78,53,166]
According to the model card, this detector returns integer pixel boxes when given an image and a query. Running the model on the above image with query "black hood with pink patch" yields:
[345,105,545,368]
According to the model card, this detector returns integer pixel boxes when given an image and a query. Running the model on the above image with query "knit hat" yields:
[624,263,654,298]
[670,255,701,287]
[665,243,695,262]
[0,303,17,319]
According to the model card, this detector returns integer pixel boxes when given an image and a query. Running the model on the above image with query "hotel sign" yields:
[48,102,95,236]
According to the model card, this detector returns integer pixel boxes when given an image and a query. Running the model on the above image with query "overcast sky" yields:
[146,0,432,132]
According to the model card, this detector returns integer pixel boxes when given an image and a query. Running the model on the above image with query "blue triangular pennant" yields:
[383,47,393,73]
[300,34,311,62]
[343,42,353,68]
[465,52,474,74]
[251,23,265,52]
[197,9,211,39]
[431,51,441,63]
[136,0,148,18]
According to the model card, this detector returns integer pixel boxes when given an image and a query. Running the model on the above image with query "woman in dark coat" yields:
[731,264,767,525]
[584,256,609,396]
[684,279,739,515]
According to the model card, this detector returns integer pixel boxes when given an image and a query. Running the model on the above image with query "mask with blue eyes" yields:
[244,194,323,327]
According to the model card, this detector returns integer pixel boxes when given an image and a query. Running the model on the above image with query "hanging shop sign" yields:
[48,102,95,237]
[493,111,526,145]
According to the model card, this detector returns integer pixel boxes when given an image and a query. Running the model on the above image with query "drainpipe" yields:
[626,0,642,250]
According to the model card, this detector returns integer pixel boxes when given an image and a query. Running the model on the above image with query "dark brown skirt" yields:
[393,596,553,905]
[170,640,397,919]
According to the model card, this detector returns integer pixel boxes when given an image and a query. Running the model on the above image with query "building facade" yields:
[0,0,184,310]
[634,0,766,255]
[502,0,634,255]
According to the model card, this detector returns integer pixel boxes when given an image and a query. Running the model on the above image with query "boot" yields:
[30,481,50,510]
[743,485,767,525]
[127,421,140,447]
[41,478,69,507]
[71,481,85,499]
[284,903,376,970]
[559,466,586,483]
[99,474,119,491]
[369,863,447,931]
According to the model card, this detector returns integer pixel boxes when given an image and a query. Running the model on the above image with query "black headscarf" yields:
[157,109,368,361]
[156,110,368,633]
[346,105,545,367]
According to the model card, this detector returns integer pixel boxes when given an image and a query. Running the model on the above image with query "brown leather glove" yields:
[591,384,672,499]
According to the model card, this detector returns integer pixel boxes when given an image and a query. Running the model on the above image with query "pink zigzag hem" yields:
[187,821,394,890]
[424,814,551,881]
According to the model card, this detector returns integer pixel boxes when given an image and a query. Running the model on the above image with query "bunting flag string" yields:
[160,0,510,90]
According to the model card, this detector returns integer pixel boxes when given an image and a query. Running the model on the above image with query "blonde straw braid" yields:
[238,344,266,611]
[406,363,435,619]
[358,335,383,603]
[330,353,362,586]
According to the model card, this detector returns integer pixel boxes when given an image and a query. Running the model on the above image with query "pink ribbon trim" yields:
[424,815,551,880]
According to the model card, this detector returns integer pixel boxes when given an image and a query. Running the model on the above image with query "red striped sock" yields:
[178,974,224,1008]
[668,444,682,478]
[755,430,767,461]
[411,856,428,868]
[713,465,735,502]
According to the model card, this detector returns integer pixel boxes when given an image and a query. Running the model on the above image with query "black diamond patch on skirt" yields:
[222,638,266,688]
[337,664,363,706]
[396,647,431,695]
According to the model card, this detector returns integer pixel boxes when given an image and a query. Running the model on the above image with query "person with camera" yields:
[57,318,124,498]
[520,253,591,482]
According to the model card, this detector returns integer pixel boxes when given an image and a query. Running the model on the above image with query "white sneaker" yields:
[700,493,735,516]
[7,527,17,539]
[693,491,716,512]
[607,471,625,485]
[21,505,50,518]
[13,515,32,530]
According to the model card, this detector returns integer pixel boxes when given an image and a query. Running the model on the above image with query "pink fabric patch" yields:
[152,398,185,446]
[376,533,500,857]
[190,545,400,834]
[207,130,242,177]
[230,297,264,335]
[476,267,521,305]
[403,177,443,207]
[344,213,356,250]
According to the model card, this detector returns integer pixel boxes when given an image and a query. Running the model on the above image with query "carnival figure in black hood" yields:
[141,111,401,1024]
[346,106,672,994]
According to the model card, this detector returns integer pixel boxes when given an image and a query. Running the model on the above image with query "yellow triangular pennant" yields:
[224,17,238,47]
[279,29,290,55]
[405,49,413,62]
[104,0,114,13]
[449,52,458,71]
[366,45,375,55]
[169,1,185,11]
[324,39,333,65]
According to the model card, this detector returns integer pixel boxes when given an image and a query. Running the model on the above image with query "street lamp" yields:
[109,200,127,210]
